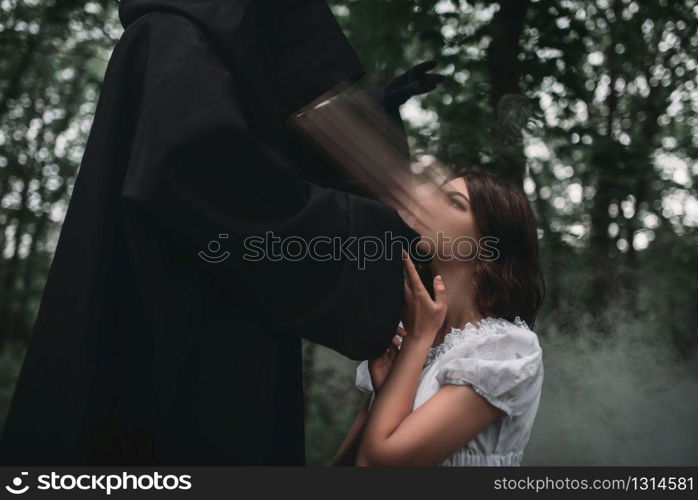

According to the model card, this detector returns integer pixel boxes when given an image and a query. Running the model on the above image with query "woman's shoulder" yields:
[427,316,540,364]
[493,316,542,351]
[429,316,544,417]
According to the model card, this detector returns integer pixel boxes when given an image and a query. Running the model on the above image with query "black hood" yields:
[118,0,366,119]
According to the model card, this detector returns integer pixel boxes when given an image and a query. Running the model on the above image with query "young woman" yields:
[332,170,545,466]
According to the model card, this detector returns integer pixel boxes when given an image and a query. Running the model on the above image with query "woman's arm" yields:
[355,251,504,465]
[333,328,405,465]
[331,396,372,466]
[355,332,503,465]
[354,333,432,464]
[356,372,504,466]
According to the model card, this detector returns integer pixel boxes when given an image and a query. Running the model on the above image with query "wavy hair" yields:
[416,169,545,328]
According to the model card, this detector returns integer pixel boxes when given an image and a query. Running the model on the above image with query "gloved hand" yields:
[383,60,446,114]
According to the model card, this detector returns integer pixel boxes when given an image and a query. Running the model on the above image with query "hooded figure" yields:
[0,0,426,465]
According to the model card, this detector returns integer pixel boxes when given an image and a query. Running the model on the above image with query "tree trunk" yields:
[486,0,531,188]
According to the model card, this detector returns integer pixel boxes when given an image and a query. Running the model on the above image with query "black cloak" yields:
[0,0,421,465]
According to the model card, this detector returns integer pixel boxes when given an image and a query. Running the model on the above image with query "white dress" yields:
[354,316,544,466]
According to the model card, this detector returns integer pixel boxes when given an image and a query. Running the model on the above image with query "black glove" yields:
[383,60,446,114]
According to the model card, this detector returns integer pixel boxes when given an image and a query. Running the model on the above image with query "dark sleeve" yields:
[120,21,420,361]
[284,85,411,200]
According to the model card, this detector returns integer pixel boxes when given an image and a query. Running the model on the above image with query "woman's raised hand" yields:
[402,249,447,344]
[368,326,407,394]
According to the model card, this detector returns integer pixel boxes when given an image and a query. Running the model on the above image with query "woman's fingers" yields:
[402,249,426,297]
[432,274,448,310]
[403,276,413,300]
[396,326,407,337]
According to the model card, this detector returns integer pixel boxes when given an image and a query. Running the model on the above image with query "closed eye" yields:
[445,191,470,211]
[448,195,465,211]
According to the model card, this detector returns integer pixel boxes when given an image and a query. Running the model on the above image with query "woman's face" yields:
[409,176,481,262]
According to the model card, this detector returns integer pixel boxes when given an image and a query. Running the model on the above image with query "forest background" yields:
[0,0,696,465]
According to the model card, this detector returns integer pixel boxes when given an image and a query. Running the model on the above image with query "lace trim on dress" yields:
[439,448,524,467]
[424,315,529,366]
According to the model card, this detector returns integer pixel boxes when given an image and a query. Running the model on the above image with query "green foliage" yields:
[0,0,696,464]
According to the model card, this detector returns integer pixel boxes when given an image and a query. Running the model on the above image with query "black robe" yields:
[0,0,420,465]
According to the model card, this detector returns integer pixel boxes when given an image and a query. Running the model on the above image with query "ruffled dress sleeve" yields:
[434,323,543,417]
[354,320,405,399]
[354,359,374,399]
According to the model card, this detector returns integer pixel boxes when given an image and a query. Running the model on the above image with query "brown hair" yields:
[417,169,545,328]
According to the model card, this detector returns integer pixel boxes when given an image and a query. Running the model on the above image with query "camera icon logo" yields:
[5,471,29,495]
